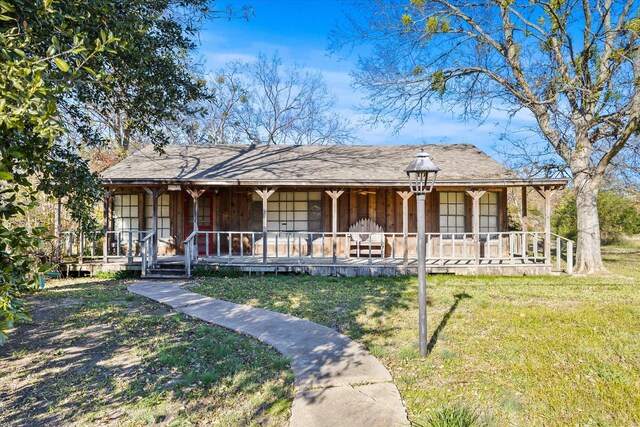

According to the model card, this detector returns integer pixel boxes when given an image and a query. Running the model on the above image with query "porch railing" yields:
[140,230,155,277]
[425,231,552,263]
[183,230,573,268]
[57,229,150,263]
[550,233,575,274]
[59,230,102,260]
[61,229,575,275]
[184,231,405,261]
[184,230,198,277]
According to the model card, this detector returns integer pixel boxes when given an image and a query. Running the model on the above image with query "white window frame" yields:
[252,191,322,233]
[113,194,139,232]
[479,192,499,233]
[145,193,171,239]
[439,192,466,234]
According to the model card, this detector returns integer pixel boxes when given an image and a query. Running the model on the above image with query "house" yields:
[78,143,571,277]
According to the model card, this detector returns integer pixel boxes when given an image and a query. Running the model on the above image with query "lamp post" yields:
[405,152,440,357]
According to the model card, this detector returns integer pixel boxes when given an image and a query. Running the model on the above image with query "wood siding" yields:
[105,186,511,255]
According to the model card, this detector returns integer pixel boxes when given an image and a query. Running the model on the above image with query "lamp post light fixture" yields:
[405,152,440,357]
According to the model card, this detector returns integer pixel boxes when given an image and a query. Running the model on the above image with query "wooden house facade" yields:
[86,144,572,277]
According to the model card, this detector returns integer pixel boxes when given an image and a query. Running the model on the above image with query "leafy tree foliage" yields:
[332,0,640,273]
[0,0,223,343]
[178,52,356,145]
[553,190,640,244]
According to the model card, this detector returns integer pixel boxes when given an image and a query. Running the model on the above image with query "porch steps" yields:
[145,263,188,279]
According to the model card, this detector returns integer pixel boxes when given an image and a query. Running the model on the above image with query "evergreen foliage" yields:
[0,0,218,343]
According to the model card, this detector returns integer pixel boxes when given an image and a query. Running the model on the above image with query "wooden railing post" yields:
[78,224,84,264]
[567,240,574,274]
[141,239,147,277]
[102,189,114,263]
[185,239,191,277]
[54,199,62,262]
[128,231,133,264]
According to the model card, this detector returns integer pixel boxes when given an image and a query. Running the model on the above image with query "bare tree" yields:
[331,0,640,273]
[173,62,249,145]
[182,52,356,145]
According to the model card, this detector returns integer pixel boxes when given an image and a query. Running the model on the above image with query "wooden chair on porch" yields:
[348,218,385,257]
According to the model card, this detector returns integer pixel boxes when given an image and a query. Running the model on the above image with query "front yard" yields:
[0,279,293,426]
[190,245,640,426]
[1,244,638,426]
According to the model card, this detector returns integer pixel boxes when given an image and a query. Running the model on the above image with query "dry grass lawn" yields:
[191,243,640,426]
[0,279,293,426]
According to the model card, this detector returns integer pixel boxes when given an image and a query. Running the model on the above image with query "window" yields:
[145,193,171,239]
[439,192,466,234]
[252,191,322,233]
[479,192,499,233]
[113,194,139,232]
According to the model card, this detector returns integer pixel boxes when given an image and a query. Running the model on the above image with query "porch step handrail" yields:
[550,233,575,274]
[184,230,198,277]
[140,230,155,277]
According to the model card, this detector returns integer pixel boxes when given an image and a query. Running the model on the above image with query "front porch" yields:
[83,144,573,277]
[58,229,574,277]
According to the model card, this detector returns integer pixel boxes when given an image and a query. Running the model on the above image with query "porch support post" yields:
[185,187,206,259]
[397,191,414,267]
[521,186,528,259]
[54,198,62,263]
[521,186,528,233]
[186,188,206,233]
[255,188,276,264]
[144,186,166,267]
[535,186,558,266]
[102,189,115,263]
[325,190,344,266]
[78,219,84,264]
[466,190,486,266]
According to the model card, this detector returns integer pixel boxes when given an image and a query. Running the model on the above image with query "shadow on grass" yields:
[0,279,292,426]
[427,292,471,355]
[190,274,414,343]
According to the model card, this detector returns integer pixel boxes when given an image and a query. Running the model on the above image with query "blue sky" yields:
[195,0,538,153]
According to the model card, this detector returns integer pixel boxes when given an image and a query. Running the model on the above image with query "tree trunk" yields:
[573,171,606,274]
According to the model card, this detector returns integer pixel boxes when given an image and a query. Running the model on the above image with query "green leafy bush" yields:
[553,190,640,244]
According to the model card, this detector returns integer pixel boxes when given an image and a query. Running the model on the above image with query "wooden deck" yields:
[196,256,552,276]
[62,255,554,277]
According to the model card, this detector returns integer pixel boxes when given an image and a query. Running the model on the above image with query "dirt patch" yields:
[0,296,168,427]
[1,278,294,427]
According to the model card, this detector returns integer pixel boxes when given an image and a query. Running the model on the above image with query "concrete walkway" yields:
[128,281,408,427]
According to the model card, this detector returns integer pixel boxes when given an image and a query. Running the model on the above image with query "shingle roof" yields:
[100,144,563,187]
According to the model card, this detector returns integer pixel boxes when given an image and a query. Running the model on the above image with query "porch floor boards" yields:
[63,255,552,277]
[66,255,547,267]
[194,255,544,267]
